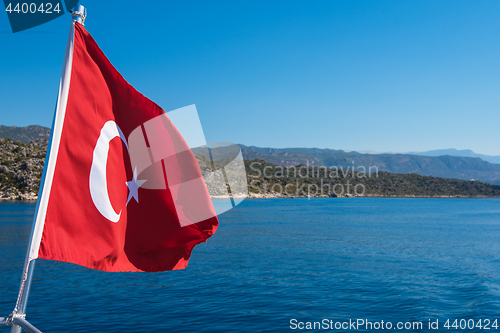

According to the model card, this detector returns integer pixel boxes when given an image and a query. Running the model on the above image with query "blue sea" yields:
[1,198,500,332]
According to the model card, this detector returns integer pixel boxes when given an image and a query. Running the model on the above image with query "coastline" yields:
[2,193,498,202]
[0,192,38,201]
[211,193,499,200]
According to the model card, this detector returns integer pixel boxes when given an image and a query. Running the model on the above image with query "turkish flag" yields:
[30,21,218,272]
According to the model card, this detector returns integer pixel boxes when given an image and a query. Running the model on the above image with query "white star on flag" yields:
[126,167,147,204]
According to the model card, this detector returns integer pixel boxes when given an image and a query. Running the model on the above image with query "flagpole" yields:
[5,6,86,333]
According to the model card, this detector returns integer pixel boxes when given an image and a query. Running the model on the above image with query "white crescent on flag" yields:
[89,121,129,223]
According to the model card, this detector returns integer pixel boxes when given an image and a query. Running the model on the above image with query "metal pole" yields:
[8,6,86,333]
[9,260,36,333]
[11,317,43,333]
[70,5,86,25]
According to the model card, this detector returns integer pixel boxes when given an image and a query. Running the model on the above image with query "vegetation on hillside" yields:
[244,159,500,198]
[0,125,50,143]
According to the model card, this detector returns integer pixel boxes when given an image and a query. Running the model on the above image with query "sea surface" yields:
[1,198,500,332]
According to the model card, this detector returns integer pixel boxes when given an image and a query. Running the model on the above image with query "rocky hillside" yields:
[0,125,50,143]
[0,138,47,200]
[1,137,499,201]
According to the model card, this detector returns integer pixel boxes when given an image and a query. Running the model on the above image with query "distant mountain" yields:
[0,125,50,143]
[2,137,498,200]
[352,149,383,155]
[411,149,500,165]
[239,145,500,185]
[2,125,499,187]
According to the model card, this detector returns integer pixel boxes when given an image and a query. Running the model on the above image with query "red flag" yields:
[29,22,218,272]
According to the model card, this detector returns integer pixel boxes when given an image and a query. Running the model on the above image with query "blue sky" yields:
[1,1,500,155]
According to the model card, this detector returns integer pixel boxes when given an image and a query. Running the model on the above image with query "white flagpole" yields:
[5,6,86,333]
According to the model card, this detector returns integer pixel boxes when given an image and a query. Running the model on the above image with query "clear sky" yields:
[1,1,500,155]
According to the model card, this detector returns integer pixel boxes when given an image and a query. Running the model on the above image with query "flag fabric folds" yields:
[29,21,218,272]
